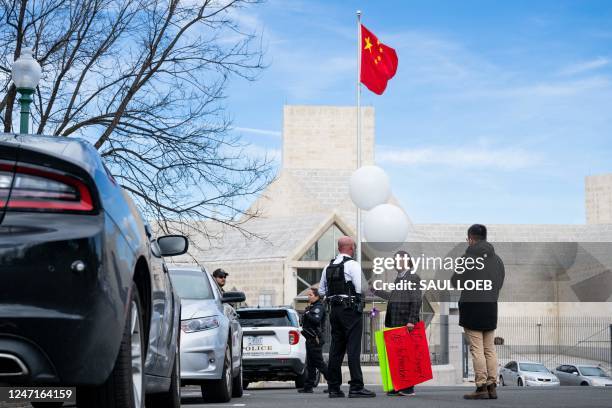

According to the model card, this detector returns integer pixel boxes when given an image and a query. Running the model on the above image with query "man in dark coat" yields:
[451,224,505,400]
[370,250,422,396]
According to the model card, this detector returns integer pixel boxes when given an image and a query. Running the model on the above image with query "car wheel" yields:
[77,282,145,408]
[499,375,505,386]
[580,381,589,386]
[147,330,181,408]
[202,345,232,402]
[517,378,523,387]
[232,350,244,398]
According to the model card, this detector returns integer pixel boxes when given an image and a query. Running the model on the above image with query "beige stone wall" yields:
[282,105,375,170]
[586,174,612,224]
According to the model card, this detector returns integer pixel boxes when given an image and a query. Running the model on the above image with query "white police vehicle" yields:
[237,306,317,388]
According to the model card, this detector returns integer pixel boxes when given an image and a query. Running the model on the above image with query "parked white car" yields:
[499,361,560,387]
[237,307,310,388]
[552,365,612,386]
[168,267,245,402]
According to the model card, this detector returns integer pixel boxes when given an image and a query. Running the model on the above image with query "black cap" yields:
[212,268,228,278]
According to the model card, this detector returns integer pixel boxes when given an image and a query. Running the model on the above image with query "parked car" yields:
[168,266,245,402]
[237,306,312,388]
[0,133,187,408]
[499,361,560,387]
[552,365,612,386]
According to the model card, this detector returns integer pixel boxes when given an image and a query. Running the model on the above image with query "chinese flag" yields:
[360,24,398,95]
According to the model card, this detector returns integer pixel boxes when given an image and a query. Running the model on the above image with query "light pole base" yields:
[17,87,34,135]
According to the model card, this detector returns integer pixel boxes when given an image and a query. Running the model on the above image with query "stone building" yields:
[586,174,612,224]
[168,105,612,384]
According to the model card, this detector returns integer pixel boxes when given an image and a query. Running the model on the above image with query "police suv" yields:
[237,307,313,388]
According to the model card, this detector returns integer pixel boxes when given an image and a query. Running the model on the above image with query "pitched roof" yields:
[183,212,349,262]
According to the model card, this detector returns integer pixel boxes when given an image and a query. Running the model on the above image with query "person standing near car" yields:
[451,224,505,400]
[319,236,375,398]
[212,268,228,293]
[298,287,329,393]
[370,250,422,396]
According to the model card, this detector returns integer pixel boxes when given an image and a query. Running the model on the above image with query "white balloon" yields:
[364,204,410,243]
[349,165,391,210]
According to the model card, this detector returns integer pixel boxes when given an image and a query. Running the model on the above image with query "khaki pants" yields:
[464,329,498,387]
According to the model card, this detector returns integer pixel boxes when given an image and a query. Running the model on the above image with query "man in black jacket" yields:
[298,287,328,393]
[451,224,505,400]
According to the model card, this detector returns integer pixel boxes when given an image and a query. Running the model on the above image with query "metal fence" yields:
[463,316,612,377]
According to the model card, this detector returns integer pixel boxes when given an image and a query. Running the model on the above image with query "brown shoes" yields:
[487,383,497,399]
[463,385,489,400]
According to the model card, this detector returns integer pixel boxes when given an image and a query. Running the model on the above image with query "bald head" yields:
[338,236,355,257]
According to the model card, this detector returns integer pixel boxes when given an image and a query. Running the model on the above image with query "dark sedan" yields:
[0,133,187,408]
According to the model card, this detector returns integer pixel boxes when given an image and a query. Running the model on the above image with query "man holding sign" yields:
[370,250,423,396]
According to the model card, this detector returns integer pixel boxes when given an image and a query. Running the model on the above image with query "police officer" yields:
[297,287,328,393]
[319,236,375,398]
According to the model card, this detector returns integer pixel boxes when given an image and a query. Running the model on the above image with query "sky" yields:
[224,0,612,225]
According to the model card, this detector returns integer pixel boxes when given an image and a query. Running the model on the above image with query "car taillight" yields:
[289,330,299,345]
[0,169,14,203]
[0,163,94,212]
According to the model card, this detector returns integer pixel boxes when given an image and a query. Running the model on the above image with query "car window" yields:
[568,366,578,373]
[169,270,214,300]
[237,309,296,327]
[519,363,549,373]
[504,362,513,369]
[579,367,607,377]
[288,311,299,327]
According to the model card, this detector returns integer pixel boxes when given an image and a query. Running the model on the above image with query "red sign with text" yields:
[383,322,433,390]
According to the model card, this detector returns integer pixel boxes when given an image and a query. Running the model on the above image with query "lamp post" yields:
[11,48,41,134]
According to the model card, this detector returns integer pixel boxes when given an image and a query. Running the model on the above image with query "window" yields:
[297,268,322,293]
[519,363,549,373]
[300,224,345,261]
[169,270,214,300]
[237,309,295,327]
[258,293,273,307]
[579,367,606,377]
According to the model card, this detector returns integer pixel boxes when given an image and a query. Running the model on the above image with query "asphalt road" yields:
[180,385,611,408]
[2,385,611,408]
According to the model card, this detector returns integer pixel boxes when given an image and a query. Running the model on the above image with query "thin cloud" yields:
[233,126,282,137]
[558,57,610,76]
[241,144,281,163]
[377,146,543,171]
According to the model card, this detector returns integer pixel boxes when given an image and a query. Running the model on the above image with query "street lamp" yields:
[11,47,41,134]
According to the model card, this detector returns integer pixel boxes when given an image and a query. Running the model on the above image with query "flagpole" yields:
[356,10,362,264]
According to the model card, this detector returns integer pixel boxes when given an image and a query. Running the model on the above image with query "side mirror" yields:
[157,235,188,257]
[573,372,579,376]
[222,291,246,304]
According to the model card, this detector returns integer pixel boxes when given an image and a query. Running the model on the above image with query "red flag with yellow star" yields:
[360,24,398,95]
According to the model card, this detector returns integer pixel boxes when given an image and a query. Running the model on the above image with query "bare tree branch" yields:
[0,0,272,246]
